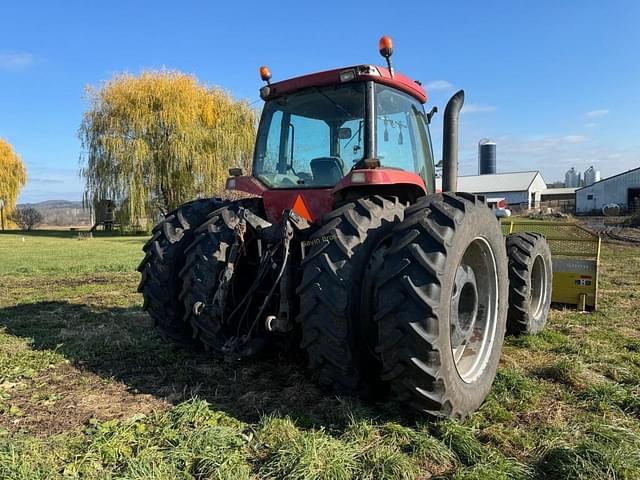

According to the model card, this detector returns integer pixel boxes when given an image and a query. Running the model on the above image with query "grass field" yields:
[0,230,639,479]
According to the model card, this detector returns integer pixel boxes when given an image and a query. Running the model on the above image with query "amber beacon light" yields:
[378,35,394,77]
[259,65,272,84]
[378,35,393,57]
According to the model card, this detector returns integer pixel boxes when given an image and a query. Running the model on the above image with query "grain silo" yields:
[565,167,580,188]
[584,166,601,186]
[478,139,496,175]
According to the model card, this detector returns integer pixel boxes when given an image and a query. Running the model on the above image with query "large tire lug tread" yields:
[137,197,228,343]
[506,232,553,335]
[374,193,509,418]
[179,199,262,355]
[298,195,405,396]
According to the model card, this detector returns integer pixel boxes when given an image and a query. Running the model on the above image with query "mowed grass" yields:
[0,231,143,275]
[0,231,639,479]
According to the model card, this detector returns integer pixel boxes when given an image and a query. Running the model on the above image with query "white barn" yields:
[436,171,547,210]
[575,166,640,214]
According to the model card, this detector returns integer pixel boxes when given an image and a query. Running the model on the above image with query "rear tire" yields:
[180,199,262,354]
[137,197,227,343]
[374,193,508,418]
[297,195,405,394]
[506,232,553,335]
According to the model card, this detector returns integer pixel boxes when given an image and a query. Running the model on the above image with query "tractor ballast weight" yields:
[138,37,554,418]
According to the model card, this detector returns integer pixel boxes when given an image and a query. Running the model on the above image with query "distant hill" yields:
[18,200,84,209]
[16,200,91,226]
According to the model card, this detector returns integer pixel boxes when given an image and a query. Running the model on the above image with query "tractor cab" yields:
[254,67,435,191]
[228,38,437,222]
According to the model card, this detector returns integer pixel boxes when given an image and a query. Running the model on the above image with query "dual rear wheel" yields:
[297,195,405,395]
[137,197,227,343]
[139,193,553,418]
[371,193,509,418]
[300,193,552,418]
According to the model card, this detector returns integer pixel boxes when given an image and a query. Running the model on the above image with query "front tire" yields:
[506,232,553,335]
[374,193,508,418]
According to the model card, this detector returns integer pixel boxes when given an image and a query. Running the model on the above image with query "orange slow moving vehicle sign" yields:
[292,194,313,222]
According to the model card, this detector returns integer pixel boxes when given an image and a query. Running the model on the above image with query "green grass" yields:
[0,231,143,276]
[0,231,639,479]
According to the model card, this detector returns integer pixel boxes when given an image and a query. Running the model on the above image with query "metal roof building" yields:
[575,166,640,214]
[436,171,547,209]
[541,187,578,198]
[540,187,578,213]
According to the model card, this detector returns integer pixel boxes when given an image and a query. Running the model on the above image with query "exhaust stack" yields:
[442,90,465,192]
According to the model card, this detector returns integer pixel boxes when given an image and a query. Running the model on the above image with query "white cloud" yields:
[29,176,66,185]
[492,134,588,155]
[584,122,597,128]
[0,52,33,70]
[424,80,453,91]
[562,135,588,144]
[586,109,609,118]
[461,103,497,114]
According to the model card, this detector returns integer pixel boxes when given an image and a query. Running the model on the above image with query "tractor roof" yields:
[264,65,427,104]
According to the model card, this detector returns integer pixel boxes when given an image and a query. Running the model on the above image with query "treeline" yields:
[17,201,91,226]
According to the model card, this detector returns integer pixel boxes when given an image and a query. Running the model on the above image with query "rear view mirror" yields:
[229,167,243,177]
[338,127,352,140]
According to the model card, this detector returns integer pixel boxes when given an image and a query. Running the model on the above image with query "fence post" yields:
[0,198,5,231]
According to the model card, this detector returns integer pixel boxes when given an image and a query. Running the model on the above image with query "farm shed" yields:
[437,171,547,210]
[540,187,577,212]
[576,166,640,214]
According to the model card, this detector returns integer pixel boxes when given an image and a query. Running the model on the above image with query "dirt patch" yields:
[55,275,115,287]
[598,226,640,245]
[0,363,167,436]
[518,399,571,427]
[579,217,640,245]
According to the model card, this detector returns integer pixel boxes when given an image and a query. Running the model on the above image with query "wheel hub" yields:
[450,265,479,348]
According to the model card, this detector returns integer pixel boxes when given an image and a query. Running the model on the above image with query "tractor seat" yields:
[310,157,344,185]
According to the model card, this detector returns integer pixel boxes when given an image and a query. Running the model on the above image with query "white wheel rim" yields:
[530,254,547,320]
[450,237,499,384]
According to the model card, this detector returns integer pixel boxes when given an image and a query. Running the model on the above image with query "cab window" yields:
[375,84,435,190]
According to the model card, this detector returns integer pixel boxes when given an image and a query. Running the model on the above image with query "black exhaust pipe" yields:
[442,90,465,192]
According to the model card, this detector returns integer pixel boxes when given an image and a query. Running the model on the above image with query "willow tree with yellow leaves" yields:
[0,138,28,224]
[80,70,256,224]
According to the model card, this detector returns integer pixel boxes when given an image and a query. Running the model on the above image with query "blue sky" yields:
[1,0,639,202]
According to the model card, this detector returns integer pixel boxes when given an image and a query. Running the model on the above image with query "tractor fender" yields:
[225,175,267,197]
[333,168,428,205]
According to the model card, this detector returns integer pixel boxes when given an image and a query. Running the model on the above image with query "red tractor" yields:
[138,37,553,418]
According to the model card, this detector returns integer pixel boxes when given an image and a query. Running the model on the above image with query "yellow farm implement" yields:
[502,220,600,310]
